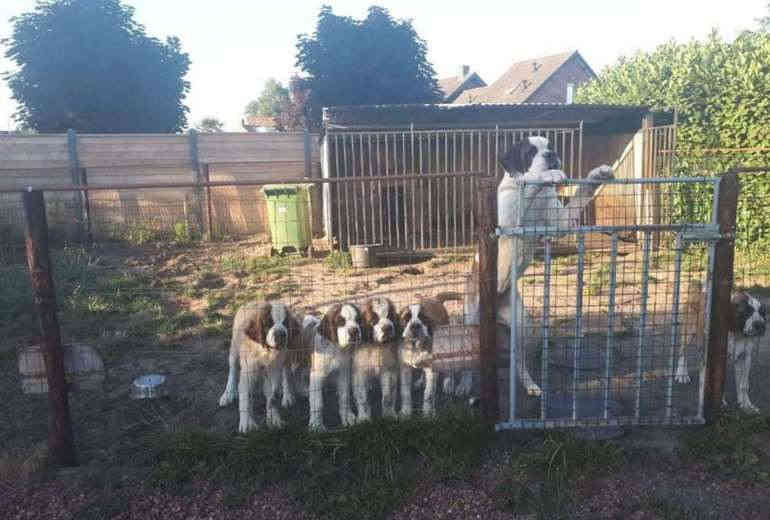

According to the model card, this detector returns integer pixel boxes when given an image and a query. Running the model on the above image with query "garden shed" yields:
[319,103,673,251]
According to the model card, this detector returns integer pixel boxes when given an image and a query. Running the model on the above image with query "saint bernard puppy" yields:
[398,296,451,417]
[218,301,301,433]
[351,297,401,422]
[464,136,613,398]
[676,286,767,413]
[307,302,363,430]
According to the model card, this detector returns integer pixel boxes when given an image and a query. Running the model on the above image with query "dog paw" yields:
[309,420,326,432]
[542,169,567,183]
[219,390,236,407]
[675,374,692,384]
[422,406,436,418]
[588,165,614,181]
[238,416,259,434]
[739,401,761,414]
[382,407,397,419]
[399,408,413,419]
[341,411,357,427]
[526,383,543,397]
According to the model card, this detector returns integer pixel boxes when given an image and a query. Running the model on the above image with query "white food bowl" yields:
[131,374,168,399]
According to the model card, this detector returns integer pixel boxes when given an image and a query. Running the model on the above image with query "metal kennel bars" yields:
[321,126,582,250]
[496,175,736,430]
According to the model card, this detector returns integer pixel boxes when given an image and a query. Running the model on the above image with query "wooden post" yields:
[23,190,76,466]
[187,129,205,238]
[303,127,312,179]
[66,129,87,241]
[202,163,213,240]
[704,171,739,423]
[475,177,499,424]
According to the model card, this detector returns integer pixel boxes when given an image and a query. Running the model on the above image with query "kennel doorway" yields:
[497,176,726,429]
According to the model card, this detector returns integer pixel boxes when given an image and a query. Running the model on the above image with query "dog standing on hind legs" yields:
[464,136,614,398]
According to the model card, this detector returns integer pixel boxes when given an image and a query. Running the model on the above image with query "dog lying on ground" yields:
[307,302,363,430]
[464,136,614,398]
[218,301,301,433]
[676,284,767,412]
[351,297,400,423]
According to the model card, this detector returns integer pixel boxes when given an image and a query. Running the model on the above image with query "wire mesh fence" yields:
[0,183,480,467]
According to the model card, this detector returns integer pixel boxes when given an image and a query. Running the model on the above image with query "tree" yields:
[195,117,224,133]
[296,5,442,126]
[245,78,290,118]
[3,0,191,133]
[760,3,770,31]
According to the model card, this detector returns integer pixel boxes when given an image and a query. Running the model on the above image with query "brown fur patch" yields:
[245,303,272,344]
[319,304,341,343]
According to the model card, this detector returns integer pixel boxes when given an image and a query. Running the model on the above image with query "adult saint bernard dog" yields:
[676,284,767,413]
[218,301,301,433]
[464,136,614,397]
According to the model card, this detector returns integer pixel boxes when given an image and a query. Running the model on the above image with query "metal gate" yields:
[321,126,582,250]
[497,176,721,429]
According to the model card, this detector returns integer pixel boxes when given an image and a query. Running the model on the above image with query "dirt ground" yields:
[2,236,770,519]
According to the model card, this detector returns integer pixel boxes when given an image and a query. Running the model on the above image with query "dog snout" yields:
[382,322,394,337]
[545,151,561,170]
[273,328,287,344]
[405,323,423,339]
[754,321,766,335]
[349,326,361,342]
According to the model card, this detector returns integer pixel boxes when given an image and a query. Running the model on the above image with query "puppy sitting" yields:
[398,297,451,418]
[307,303,363,430]
[352,297,400,423]
[218,301,301,433]
[677,288,767,413]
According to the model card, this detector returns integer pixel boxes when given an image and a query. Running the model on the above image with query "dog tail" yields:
[434,291,464,304]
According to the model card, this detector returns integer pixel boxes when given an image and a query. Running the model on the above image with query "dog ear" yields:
[390,301,403,339]
[420,298,450,327]
[319,306,338,343]
[245,317,264,344]
[501,138,537,174]
[286,312,301,346]
[360,301,375,342]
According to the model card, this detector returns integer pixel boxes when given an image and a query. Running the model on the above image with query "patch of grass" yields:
[325,251,352,271]
[150,410,491,520]
[680,411,770,481]
[499,433,625,518]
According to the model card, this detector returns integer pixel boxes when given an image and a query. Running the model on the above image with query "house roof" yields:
[323,103,649,133]
[454,51,595,104]
[244,115,277,128]
[437,71,486,101]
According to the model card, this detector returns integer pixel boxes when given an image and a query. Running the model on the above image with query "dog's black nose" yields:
[350,327,360,341]
[383,323,394,336]
[274,329,287,343]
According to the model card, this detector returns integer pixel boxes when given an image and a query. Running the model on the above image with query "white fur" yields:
[466,136,613,399]
[217,302,294,433]
[308,304,360,431]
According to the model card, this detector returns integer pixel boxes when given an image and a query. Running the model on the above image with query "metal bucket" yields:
[350,244,379,268]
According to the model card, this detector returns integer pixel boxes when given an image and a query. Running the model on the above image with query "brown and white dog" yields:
[306,302,363,430]
[398,296,451,417]
[464,136,613,398]
[218,301,301,433]
[676,287,767,412]
[352,297,401,422]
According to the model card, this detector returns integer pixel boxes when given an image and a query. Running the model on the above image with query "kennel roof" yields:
[322,103,652,133]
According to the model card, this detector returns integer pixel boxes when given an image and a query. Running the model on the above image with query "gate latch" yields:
[682,225,722,242]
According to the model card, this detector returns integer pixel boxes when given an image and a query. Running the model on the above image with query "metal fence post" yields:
[23,189,76,466]
[475,177,499,423]
[704,171,739,423]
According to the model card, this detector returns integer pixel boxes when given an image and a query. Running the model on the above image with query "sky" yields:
[0,0,767,131]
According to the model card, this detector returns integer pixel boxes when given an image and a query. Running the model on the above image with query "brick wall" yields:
[527,56,594,103]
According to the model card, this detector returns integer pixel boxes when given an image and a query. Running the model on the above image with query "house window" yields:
[566,83,575,104]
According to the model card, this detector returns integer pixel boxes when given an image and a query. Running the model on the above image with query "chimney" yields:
[459,65,470,78]
[532,61,540,72]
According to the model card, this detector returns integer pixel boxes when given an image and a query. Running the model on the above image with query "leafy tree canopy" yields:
[3,0,191,133]
[195,117,224,133]
[296,5,441,125]
[245,78,290,118]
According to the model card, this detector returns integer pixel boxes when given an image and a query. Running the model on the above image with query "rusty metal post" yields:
[704,171,739,423]
[475,177,499,423]
[23,189,76,466]
[202,163,213,240]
